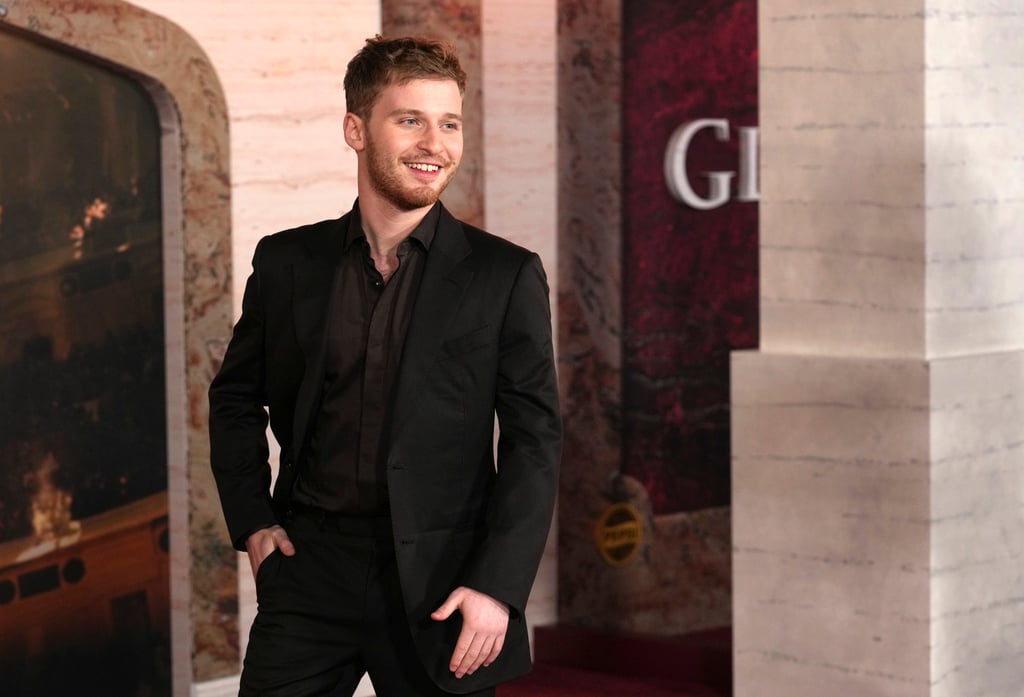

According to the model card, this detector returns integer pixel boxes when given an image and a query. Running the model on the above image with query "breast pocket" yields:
[440,324,492,359]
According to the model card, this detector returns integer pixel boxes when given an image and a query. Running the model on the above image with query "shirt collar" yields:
[344,199,440,252]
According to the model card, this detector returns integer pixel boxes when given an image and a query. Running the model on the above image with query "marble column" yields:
[733,3,1024,696]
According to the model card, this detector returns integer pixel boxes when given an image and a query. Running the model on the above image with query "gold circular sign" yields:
[593,503,643,567]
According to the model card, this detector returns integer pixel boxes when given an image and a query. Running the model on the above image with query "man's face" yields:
[358,78,463,212]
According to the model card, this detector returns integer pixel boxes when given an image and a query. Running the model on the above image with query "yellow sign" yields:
[594,503,643,567]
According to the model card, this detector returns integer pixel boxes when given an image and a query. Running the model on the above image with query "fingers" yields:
[450,632,494,678]
[433,587,510,678]
[245,525,295,578]
[450,629,505,677]
[485,633,505,666]
[273,527,296,556]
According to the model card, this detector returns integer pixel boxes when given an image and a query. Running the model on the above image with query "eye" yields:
[401,117,419,126]
[442,122,460,131]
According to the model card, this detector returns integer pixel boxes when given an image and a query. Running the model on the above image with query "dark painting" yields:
[0,27,170,697]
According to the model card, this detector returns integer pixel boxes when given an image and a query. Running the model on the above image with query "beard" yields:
[365,133,459,211]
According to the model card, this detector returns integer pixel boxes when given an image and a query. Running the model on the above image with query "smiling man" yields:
[208,36,561,697]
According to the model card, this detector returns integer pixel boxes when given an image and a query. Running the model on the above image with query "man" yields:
[208,35,561,697]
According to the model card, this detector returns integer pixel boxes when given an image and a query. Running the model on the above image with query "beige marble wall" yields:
[924,4,1024,357]
[758,1,926,359]
[930,351,1024,696]
[737,2,1024,695]
[130,0,375,307]
[732,352,932,696]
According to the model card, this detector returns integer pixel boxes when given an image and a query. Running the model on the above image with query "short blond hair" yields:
[344,35,467,119]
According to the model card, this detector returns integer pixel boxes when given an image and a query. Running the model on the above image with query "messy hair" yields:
[344,35,467,119]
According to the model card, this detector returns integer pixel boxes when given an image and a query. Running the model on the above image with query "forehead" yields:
[372,78,463,116]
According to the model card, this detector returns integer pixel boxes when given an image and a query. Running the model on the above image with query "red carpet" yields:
[499,663,724,697]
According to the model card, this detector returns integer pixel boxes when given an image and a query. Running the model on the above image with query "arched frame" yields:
[1,0,237,692]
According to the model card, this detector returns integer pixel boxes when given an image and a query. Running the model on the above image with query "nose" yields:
[418,127,442,154]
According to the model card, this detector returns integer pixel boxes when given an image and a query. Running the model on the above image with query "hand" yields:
[244,524,296,579]
[431,586,510,679]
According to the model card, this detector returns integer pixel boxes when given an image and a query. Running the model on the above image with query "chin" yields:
[390,192,437,211]
[384,183,448,211]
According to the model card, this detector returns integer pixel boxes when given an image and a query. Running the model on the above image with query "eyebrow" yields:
[388,108,463,123]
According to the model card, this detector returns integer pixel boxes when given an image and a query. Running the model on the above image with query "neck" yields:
[358,192,433,259]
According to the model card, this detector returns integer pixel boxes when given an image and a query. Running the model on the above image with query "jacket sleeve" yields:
[461,252,562,614]
[208,239,278,550]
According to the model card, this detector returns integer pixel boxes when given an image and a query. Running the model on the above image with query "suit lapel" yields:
[390,206,474,441]
[291,215,347,460]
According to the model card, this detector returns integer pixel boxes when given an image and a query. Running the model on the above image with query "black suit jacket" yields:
[208,203,562,692]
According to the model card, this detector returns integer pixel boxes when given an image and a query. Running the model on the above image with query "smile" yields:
[406,163,441,173]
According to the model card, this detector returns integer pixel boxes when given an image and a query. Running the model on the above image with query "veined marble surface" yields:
[929,351,1024,697]
[733,351,932,697]
[924,4,1024,358]
[758,2,927,359]
[733,349,1024,697]
[740,3,1024,696]
[759,2,1024,361]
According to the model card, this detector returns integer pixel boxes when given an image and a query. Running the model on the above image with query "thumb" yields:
[275,530,297,557]
[431,588,463,621]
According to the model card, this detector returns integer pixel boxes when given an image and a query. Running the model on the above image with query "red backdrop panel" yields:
[622,0,759,514]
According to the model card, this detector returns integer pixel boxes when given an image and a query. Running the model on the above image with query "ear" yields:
[343,112,366,151]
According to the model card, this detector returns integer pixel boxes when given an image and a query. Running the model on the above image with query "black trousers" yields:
[239,508,495,697]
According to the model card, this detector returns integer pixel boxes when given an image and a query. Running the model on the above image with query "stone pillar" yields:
[733,3,1024,696]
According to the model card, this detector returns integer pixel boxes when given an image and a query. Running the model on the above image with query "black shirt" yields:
[291,201,438,514]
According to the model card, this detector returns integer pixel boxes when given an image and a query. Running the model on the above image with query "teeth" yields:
[407,163,440,172]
